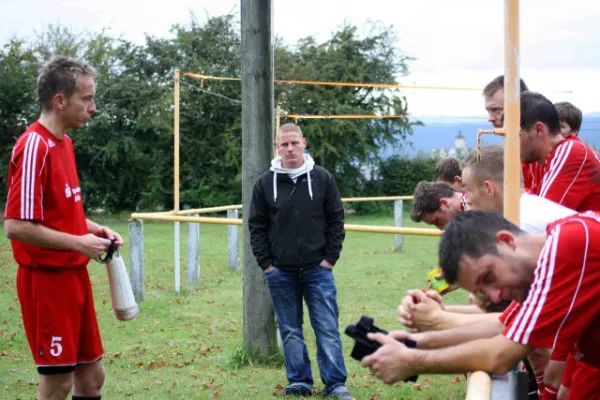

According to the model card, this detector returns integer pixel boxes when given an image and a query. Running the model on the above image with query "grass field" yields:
[0,212,469,399]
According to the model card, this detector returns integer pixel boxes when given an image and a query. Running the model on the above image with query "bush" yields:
[351,156,437,215]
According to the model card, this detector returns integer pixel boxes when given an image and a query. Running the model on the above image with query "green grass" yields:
[0,212,468,399]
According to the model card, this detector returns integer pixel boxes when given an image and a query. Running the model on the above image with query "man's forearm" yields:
[418,313,504,349]
[4,219,81,252]
[431,310,501,331]
[444,304,485,315]
[415,335,528,376]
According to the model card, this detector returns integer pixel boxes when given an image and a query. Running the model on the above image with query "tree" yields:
[0,40,39,205]
[137,14,244,209]
[275,23,421,195]
[0,16,421,212]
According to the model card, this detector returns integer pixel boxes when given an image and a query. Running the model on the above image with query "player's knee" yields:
[86,365,105,392]
[88,365,105,392]
[74,362,105,395]
[38,372,74,400]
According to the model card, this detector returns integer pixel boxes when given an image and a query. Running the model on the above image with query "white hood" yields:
[270,154,315,201]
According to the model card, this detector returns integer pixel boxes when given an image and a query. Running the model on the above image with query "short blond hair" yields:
[278,123,303,139]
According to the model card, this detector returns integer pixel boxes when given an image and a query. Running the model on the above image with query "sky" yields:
[2,0,600,118]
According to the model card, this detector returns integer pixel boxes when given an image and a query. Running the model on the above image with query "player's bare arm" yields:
[544,360,566,391]
[407,314,504,349]
[4,219,111,259]
[86,219,124,247]
[361,332,531,384]
[444,304,485,314]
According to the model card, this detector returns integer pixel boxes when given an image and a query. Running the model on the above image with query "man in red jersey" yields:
[3,56,123,400]
[359,211,600,400]
[519,91,600,212]
[551,100,600,399]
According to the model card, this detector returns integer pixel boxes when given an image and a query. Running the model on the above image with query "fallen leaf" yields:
[273,384,284,396]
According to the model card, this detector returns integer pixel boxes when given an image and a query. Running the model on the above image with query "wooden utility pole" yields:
[240,0,277,356]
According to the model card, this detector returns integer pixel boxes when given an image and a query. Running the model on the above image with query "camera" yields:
[345,316,419,382]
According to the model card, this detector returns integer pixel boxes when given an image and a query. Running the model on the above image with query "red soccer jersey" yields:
[521,162,532,192]
[4,121,89,268]
[565,134,600,164]
[532,139,600,212]
[499,300,521,326]
[501,212,600,367]
[521,162,541,193]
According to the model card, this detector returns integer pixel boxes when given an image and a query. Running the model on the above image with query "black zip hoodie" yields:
[248,165,345,270]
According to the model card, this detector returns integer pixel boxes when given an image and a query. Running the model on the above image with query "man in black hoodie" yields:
[249,123,351,399]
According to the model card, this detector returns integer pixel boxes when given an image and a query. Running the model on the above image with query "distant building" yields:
[431,130,468,159]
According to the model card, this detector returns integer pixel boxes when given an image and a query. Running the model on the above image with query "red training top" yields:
[4,121,89,268]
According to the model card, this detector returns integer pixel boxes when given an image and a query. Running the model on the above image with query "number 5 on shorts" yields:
[50,336,63,357]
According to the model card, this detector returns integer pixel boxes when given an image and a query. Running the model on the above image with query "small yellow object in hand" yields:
[427,268,449,294]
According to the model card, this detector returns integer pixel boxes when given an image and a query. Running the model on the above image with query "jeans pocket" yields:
[264,266,278,275]
[265,267,287,287]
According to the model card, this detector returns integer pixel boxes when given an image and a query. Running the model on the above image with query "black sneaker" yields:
[327,386,354,400]
[284,384,313,397]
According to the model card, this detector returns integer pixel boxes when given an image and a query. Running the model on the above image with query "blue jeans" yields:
[264,265,347,395]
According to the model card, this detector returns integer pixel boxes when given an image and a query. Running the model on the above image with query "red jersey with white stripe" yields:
[4,121,89,268]
[564,134,581,142]
[565,134,600,163]
[532,139,600,212]
[521,162,542,194]
[501,212,600,367]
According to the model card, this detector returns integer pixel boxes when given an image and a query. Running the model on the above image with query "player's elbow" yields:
[4,219,18,239]
[4,219,29,240]
[488,348,523,376]
[489,359,515,376]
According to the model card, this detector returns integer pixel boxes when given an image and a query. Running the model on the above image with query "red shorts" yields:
[17,265,103,372]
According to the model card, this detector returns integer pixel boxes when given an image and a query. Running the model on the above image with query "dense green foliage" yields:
[0,15,434,212]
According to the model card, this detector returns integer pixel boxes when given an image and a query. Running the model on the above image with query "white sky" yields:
[2,0,599,117]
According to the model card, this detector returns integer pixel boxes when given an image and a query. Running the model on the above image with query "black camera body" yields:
[345,316,419,383]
